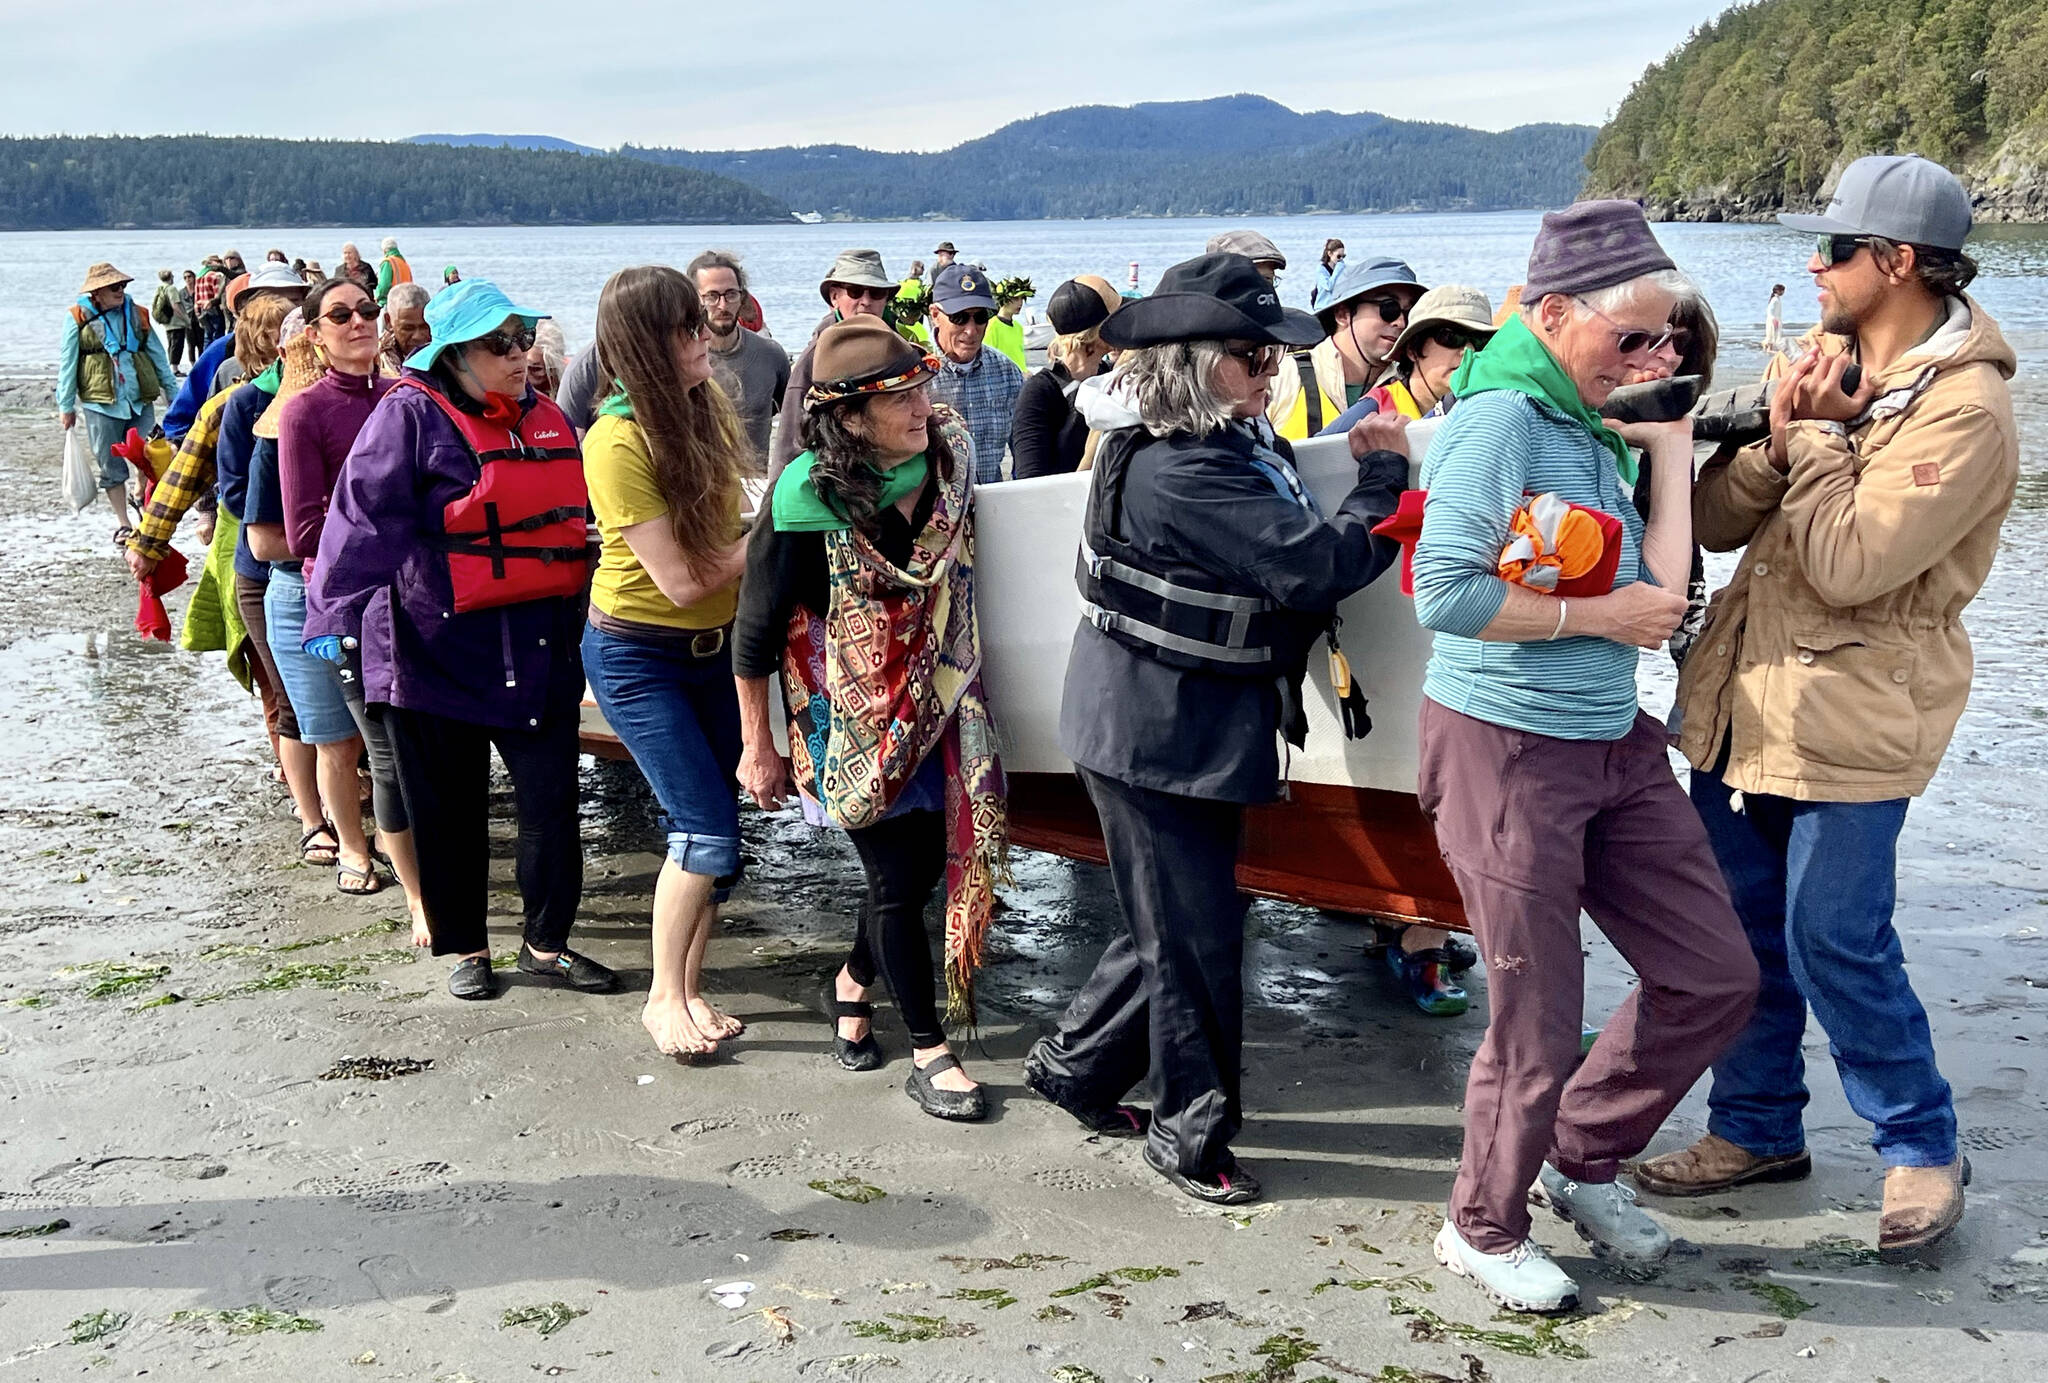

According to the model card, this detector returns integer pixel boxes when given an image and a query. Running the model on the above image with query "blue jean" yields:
[582,622,743,896]
[1691,771,1956,1167]
[83,404,155,488]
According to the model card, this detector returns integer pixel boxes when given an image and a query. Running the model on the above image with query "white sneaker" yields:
[1433,1220,1580,1313]
[1533,1163,1672,1266]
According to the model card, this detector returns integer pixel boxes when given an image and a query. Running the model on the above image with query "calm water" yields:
[7,211,2048,375]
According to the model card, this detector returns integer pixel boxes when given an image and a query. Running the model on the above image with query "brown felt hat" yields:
[804,317,939,412]
[80,262,133,294]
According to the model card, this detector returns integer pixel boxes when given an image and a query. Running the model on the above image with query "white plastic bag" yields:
[61,427,99,512]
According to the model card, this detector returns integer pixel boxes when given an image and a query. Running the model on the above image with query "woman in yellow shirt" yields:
[581,265,750,1060]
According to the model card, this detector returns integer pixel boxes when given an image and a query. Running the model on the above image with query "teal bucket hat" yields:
[405,278,544,371]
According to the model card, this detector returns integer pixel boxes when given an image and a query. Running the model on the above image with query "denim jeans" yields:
[1691,771,1957,1167]
[581,622,743,894]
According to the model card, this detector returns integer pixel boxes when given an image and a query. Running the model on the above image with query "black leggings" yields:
[844,809,948,1048]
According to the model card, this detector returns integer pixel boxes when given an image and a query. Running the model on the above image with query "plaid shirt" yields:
[928,345,1025,485]
[193,271,225,314]
[130,388,231,561]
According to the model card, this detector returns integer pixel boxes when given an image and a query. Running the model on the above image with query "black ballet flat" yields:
[821,984,884,1072]
[1143,1144,1261,1205]
[905,1052,986,1122]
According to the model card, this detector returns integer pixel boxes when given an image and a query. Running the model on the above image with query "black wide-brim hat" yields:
[1101,252,1324,350]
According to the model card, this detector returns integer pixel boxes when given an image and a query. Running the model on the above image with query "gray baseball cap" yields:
[1778,154,1973,251]
[1206,230,1287,269]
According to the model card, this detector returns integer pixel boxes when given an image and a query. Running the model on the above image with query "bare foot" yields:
[409,908,432,949]
[643,996,716,1058]
[914,1047,979,1094]
[688,996,744,1039]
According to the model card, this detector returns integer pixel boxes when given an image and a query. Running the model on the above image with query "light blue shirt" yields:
[57,294,173,419]
[1410,390,1647,741]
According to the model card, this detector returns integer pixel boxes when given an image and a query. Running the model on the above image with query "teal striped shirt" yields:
[1411,390,1646,741]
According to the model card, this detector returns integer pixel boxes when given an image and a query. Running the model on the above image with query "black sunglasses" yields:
[475,324,537,357]
[318,300,380,325]
[1818,234,1875,266]
[940,307,992,326]
[1424,326,1480,353]
[1222,343,1284,374]
[833,284,894,303]
[1362,296,1411,324]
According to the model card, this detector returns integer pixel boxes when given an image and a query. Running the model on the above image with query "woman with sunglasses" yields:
[266,277,427,933]
[581,266,751,1060]
[1024,252,1407,1204]
[1409,202,1756,1314]
[1622,279,1719,667]
[305,279,614,1003]
[734,316,1007,1122]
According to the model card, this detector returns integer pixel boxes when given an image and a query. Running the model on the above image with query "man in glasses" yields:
[1647,154,2017,1263]
[685,249,789,470]
[768,248,903,479]
[1266,255,1425,441]
[925,263,1025,485]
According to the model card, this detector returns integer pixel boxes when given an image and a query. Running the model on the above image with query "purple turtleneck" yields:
[277,367,393,565]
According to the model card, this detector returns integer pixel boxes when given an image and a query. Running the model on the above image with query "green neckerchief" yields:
[598,380,633,419]
[1449,313,1635,484]
[772,451,930,532]
[252,360,283,395]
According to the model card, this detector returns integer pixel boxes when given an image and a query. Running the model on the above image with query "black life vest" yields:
[397,378,589,614]
[1075,428,1293,678]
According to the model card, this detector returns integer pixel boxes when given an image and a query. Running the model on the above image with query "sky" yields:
[5,1,1736,150]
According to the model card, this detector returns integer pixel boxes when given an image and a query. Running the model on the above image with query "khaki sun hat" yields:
[253,330,325,440]
[80,262,133,294]
[1389,285,1498,358]
[817,248,895,303]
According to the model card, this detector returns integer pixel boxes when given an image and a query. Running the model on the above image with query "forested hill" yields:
[625,94,1596,218]
[1583,0,2048,220]
[0,136,791,231]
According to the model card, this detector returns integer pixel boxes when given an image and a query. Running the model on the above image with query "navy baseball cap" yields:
[932,263,998,314]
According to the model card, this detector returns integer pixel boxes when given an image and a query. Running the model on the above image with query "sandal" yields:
[821,983,883,1072]
[299,822,340,867]
[336,860,388,896]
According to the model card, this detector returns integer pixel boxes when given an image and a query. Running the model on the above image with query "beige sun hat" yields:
[1389,284,1498,358]
[80,262,133,294]
[817,248,895,302]
[253,331,326,440]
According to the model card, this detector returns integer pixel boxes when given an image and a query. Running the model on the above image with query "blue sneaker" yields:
[1387,945,1469,1017]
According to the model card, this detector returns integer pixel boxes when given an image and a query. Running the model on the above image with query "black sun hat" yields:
[1101,253,1323,350]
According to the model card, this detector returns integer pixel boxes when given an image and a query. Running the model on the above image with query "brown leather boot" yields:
[1879,1157,1970,1262]
[1631,1134,1812,1198]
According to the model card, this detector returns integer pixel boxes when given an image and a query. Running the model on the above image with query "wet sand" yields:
[2,387,2046,1381]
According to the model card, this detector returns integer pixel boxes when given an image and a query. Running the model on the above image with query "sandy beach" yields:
[3,385,2046,1382]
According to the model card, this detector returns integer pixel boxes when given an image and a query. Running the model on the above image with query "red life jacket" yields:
[395,378,589,614]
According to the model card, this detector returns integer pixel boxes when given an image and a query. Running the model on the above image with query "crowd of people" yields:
[56,151,2015,1311]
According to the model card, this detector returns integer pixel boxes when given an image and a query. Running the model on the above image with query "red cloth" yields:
[740,293,766,333]
[115,427,189,640]
[1371,488,1624,598]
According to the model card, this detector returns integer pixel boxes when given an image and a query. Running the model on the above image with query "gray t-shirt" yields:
[556,329,790,471]
[709,328,791,468]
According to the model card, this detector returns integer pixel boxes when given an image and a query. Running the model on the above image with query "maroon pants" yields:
[1417,699,1757,1253]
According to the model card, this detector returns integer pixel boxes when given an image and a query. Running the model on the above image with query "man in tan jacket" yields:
[1638,156,2016,1262]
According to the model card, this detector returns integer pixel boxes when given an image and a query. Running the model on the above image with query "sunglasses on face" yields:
[834,284,894,303]
[475,324,537,357]
[1818,234,1874,266]
[1424,326,1479,353]
[318,300,380,325]
[1363,297,1410,324]
[1661,327,1695,358]
[1222,343,1284,374]
[940,308,992,326]
[1574,298,1674,357]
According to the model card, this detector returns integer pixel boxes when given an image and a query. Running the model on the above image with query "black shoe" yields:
[1022,1046,1150,1139]
[448,955,496,1001]
[1143,1143,1261,1205]
[821,983,884,1072]
[1443,934,1480,973]
[515,943,619,993]
[905,1053,986,1122]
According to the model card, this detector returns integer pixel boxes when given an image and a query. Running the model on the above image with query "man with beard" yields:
[686,249,789,470]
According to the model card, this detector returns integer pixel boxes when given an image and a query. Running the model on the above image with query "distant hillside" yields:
[0,136,790,230]
[1584,0,2048,221]
[626,94,1596,219]
[409,133,602,156]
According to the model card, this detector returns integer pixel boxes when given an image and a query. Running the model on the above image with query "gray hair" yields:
[1528,268,1690,323]
[380,236,398,252]
[1109,340,1238,438]
[385,282,429,313]
[686,249,748,295]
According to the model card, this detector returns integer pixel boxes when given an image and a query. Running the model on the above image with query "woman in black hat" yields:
[1010,275,1122,479]
[1021,252,1410,1203]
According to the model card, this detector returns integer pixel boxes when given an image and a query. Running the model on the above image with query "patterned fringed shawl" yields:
[780,411,1009,1022]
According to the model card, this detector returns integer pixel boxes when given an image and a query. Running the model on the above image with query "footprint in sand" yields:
[359,1254,456,1313]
